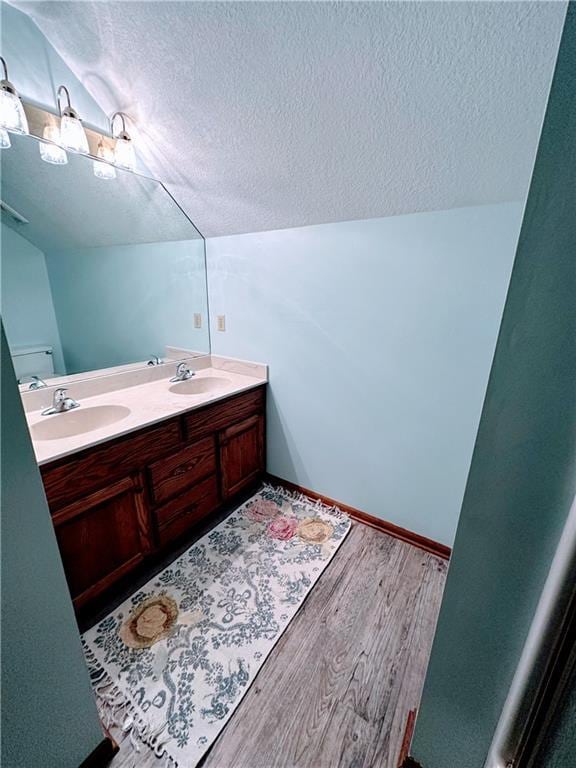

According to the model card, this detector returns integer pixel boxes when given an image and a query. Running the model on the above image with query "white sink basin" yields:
[31,405,132,441]
[169,376,231,396]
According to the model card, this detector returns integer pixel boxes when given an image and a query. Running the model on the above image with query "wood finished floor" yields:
[109,522,447,768]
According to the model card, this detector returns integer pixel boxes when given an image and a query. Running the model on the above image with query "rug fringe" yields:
[82,641,180,767]
[262,482,351,523]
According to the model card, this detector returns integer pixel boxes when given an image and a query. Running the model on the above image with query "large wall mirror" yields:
[0,133,209,388]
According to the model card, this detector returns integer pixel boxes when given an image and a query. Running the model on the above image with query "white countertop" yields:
[27,366,267,466]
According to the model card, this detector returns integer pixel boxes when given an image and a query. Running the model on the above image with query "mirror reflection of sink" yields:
[169,377,231,396]
[31,405,131,441]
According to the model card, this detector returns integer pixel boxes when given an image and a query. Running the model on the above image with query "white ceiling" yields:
[12,1,567,238]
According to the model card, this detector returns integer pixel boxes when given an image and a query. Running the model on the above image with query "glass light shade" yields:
[0,127,10,148]
[93,160,117,180]
[93,142,116,180]
[0,88,29,134]
[93,141,116,180]
[114,136,136,171]
[39,125,68,165]
[59,113,89,154]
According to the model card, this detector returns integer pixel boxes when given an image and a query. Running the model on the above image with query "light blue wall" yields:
[411,5,576,766]
[207,202,523,546]
[0,222,66,373]
[0,324,104,766]
[0,2,108,132]
[46,239,209,373]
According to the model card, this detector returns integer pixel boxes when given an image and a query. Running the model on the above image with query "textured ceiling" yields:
[11,1,567,237]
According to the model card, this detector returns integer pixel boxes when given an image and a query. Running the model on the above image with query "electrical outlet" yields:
[216,315,226,332]
[194,313,202,329]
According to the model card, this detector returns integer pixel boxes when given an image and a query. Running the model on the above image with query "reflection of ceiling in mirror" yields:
[0,133,203,251]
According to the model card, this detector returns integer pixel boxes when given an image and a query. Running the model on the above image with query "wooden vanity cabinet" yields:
[40,386,266,610]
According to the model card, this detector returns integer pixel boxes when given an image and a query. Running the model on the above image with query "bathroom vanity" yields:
[26,364,267,612]
[2,129,271,615]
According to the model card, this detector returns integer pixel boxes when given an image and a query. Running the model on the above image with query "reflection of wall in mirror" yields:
[0,223,67,377]
[45,239,209,375]
[1,223,210,378]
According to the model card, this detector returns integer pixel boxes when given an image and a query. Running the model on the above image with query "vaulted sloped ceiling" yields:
[12,1,567,237]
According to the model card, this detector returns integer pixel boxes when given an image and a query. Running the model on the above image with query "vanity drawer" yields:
[184,386,265,441]
[148,436,216,505]
[155,474,219,546]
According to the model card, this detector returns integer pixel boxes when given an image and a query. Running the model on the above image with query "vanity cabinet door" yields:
[219,413,265,499]
[51,474,152,608]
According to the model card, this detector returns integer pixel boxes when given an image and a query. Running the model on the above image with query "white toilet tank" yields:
[11,345,55,382]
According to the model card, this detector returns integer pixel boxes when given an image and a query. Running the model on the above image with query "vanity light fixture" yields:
[39,124,68,165]
[57,85,89,154]
[0,56,29,135]
[111,111,136,171]
[0,128,10,149]
[93,139,116,180]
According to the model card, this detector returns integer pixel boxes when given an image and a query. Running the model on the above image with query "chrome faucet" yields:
[42,388,80,416]
[19,375,47,390]
[147,354,163,366]
[170,362,195,382]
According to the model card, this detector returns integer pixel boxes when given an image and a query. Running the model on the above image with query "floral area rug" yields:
[82,484,351,767]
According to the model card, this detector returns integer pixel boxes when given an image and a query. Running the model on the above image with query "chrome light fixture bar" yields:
[2,94,138,179]
[111,111,136,171]
[57,84,89,154]
[0,56,29,134]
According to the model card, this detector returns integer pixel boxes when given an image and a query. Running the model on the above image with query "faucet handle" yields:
[41,387,79,416]
[169,362,195,382]
[18,375,48,390]
[29,376,47,390]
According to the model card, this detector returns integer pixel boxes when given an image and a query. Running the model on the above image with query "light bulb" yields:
[0,127,10,149]
[114,135,135,171]
[59,112,89,154]
[39,124,68,165]
[93,140,116,180]
[0,87,29,134]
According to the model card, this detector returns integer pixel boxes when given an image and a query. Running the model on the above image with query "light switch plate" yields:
[194,313,202,329]
[216,315,226,332]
